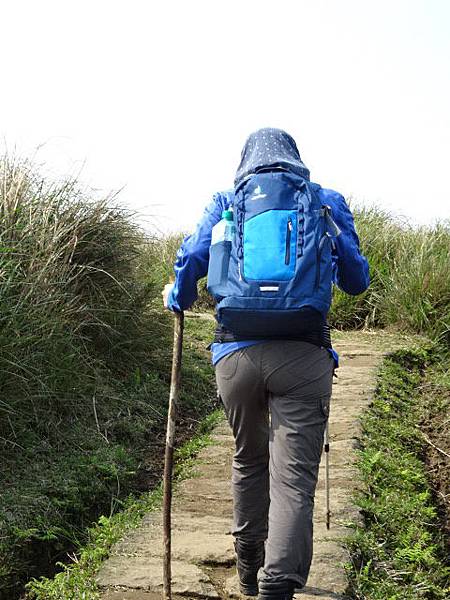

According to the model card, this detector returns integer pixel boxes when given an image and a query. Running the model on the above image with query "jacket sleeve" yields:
[167,192,228,311]
[319,188,370,295]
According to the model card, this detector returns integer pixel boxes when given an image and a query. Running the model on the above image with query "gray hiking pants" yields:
[215,341,333,588]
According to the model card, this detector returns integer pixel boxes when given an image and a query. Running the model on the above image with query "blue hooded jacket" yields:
[167,129,369,365]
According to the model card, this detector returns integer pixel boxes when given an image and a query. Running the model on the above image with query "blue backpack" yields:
[207,170,340,339]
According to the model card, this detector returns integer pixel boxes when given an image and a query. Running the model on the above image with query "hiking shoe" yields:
[234,538,265,596]
[258,580,295,600]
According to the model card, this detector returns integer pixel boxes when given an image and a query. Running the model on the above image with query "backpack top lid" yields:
[234,128,310,187]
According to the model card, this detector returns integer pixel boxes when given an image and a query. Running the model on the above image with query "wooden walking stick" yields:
[163,310,184,600]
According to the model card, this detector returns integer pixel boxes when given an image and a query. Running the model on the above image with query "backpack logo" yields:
[250,185,267,200]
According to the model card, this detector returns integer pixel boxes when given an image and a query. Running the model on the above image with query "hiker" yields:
[163,128,369,600]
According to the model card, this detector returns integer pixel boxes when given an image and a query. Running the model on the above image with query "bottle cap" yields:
[222,209,234,221]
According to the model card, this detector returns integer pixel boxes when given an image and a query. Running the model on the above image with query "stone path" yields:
[97,333,385,599]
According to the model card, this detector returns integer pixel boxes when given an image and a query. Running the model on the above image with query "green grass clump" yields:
[344,348,450,599]
[330,206,450,344]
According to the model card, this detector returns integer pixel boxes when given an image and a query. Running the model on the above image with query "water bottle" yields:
[211,209,235,245]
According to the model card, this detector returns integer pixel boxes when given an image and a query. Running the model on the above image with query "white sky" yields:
[1,0,449,233]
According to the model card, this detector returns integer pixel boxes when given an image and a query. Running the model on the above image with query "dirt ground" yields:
[96,333,386,599]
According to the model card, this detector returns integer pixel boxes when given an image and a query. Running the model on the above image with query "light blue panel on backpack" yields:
[243,209,297,280]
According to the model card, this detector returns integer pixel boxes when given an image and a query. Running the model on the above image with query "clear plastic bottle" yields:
[211,209,235,244]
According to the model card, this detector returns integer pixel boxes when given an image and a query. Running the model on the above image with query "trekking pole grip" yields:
[163,310,184,600]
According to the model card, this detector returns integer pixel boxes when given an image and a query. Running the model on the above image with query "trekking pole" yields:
[163,310,184,600]
[325,420,331,530]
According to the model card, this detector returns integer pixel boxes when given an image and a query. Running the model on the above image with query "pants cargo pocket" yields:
[319,393,331,419]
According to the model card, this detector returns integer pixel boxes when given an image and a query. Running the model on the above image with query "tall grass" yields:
[330,206,450,344]
[0,156,159,413]
[141,231,215,312]
[0,156,173,598]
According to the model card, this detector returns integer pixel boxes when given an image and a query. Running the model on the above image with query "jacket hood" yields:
[234,128,310,186]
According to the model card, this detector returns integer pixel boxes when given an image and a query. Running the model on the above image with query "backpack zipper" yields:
[285,217,293,265]
[314,205,340,290]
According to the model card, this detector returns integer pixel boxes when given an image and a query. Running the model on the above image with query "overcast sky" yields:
[1,0,449,233]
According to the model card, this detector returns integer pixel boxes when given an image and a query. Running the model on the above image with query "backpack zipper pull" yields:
[324,205,341,237]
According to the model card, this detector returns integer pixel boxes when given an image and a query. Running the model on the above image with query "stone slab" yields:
[97,556,219,598]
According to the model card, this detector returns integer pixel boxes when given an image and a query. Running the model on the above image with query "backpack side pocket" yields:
[207,240,232,298]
